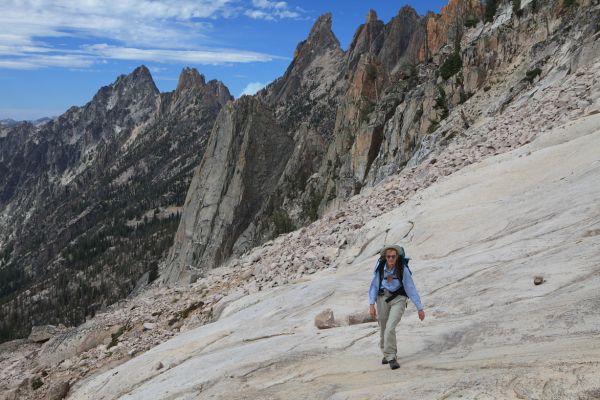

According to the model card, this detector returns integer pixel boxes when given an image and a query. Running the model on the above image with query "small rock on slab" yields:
[533,276,545,285]
[346,311,374,325]
[143,322,156,331]
[315,309,337,329]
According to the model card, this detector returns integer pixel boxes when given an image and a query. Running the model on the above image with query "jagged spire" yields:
[176,67,206,93]
[306,12,341,52]
[111,65,159,94]
[366,9,378,23]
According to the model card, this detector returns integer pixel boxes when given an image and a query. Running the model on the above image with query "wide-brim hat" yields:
[380,244,405,258]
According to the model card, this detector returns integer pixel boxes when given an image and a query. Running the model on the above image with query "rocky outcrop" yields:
[164,97,293,282]
[165,1,599,282]
[423,0,483,60]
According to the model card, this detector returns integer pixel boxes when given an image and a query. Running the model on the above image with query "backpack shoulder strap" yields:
[403,257,412,276]
[376,258,385,289]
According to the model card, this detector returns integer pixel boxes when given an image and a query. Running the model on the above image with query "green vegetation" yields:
[434,86,449,120]
[524,68,542,83]
[464,14,479,28]
[272,209,296,236]
[305,190,324,221]
[562,0,575,9]
[108,325,127,349]
[413,108,423,123]
[485,0,498,23]
[512,0,523,17]
[360,100,376,122]
[439,53,462,80]
[427,120,440,134]
[365,64,378,81]
[31,377,44,390]
[459,90,472,105]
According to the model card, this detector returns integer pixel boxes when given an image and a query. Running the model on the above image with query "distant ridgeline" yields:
[1,0,596,342]
[0,67,232,341]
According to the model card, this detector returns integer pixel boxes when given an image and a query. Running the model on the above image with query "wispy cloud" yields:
[245,0,302,20]
[86,44,282,64]
[239,81,267,97]
[0,54,95,70]
[0,0,302,70]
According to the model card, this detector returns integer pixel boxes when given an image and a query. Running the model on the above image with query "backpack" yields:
[376,252,412,302]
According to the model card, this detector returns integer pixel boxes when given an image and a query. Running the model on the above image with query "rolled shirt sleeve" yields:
[402,266,423,311]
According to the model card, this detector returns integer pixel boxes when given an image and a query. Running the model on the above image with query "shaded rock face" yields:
[164,8,427,276]
[164,97,293,282]
[165,0,596,282]
[0,66,231,341]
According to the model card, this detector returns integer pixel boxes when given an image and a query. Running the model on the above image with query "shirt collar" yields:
[384,264,396,273]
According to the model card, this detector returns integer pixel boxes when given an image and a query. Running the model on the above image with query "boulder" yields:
[28,325,60,343]
[37,324,122,367]
[46,380,70,400]
[143,323,156,331]
[314,309,337,329]
[346,311,375,325]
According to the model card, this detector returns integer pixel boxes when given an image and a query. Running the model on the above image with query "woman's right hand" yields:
[369,304,377,320]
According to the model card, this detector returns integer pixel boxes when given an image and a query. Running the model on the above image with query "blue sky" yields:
[0,1,448,121]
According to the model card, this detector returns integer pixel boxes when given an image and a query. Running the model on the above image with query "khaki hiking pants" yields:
[376,293,408,361]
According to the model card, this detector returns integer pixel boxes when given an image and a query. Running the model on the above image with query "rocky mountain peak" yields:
[304,12,341,54]
[88,64,158,112]
[346,9,385,72]
[176,67,206,93]
[120,65,158,93]
[206,80,233,107]
[366,9,378,24]
[397,4,419,18]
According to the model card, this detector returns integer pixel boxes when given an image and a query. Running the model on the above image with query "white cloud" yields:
[245,10,274,20]
[239,81,266,97]
[252,0,288,10]
[0,54,95,70]
[86,44,282,65]
[246,0,301,20]
[0,0,301,70]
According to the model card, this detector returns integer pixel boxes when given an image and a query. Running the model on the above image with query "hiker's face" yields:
[385,250,398,267]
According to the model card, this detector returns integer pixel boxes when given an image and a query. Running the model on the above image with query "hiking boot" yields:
[381,357,389,364]
[389,359,400,370]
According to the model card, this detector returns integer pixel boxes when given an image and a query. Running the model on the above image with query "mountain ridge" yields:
[0,65,232,341]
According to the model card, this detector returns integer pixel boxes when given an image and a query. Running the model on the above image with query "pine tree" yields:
[485,0,498,23]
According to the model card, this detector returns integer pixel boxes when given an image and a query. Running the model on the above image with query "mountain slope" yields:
[0,67,232,341]
[71,99,600,400]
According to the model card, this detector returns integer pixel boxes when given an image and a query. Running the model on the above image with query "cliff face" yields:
[165,0,599,283]
[0,66,231,341]
[164,97,293,282]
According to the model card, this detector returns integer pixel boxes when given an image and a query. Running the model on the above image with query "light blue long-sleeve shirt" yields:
[368,259,423,310]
